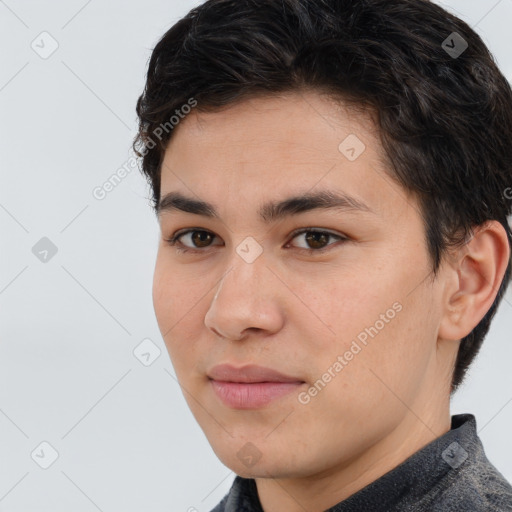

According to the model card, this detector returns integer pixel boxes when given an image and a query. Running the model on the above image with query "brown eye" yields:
[190,230,214,248]
[289,229,347,252]
[165,229,223,252]
[304,231,330,249]
[165,227,347,254]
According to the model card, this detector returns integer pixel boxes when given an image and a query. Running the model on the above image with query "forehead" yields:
[166,91,380,156]
[159,91,412,221]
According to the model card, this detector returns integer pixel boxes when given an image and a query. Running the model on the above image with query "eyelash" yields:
[164,227,348,255]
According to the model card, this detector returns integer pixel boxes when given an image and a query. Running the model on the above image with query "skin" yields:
[151,91,510,512]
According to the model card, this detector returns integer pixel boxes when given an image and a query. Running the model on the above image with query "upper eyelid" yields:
[286,227,346,244]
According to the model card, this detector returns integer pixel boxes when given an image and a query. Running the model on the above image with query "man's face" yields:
[152,92,452,479]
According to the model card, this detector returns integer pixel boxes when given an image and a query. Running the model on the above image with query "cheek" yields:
[152,256,211,369]
[300,262,428,386]
[152,262,174,333]
[152,254,198,324]
[153,263,189,349]
[301,302,427,437]
[290,268,390,348]
[336,288,436,409]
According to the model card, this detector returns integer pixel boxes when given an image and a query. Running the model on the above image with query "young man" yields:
[133,0,512,510]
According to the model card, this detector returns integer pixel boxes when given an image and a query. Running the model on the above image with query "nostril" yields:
[211,327,223,338]
[211,326,246,342]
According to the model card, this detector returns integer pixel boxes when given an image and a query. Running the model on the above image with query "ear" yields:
[438,220,510,341]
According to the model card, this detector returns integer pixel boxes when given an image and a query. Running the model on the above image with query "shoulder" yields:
[408,414,512,512]
[427,444,512,511]
[429,468,512,511]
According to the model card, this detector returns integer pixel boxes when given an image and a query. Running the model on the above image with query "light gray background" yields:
[0,1,511,511]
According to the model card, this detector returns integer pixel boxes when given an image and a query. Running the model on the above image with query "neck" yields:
[255,389,452,512]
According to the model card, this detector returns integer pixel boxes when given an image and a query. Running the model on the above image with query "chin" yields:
[213,446,307,480]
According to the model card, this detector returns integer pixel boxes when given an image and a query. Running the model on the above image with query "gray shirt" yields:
[210,414,512,511]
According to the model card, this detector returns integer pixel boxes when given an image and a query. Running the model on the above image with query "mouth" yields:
[207,363,306,409]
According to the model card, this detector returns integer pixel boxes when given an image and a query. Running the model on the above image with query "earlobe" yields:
[438,221,510,342]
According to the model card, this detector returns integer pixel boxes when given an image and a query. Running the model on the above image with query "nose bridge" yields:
[216,239,268,302]
[204,240,283,339]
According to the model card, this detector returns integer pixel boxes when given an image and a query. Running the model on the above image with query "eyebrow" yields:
[156,189,375,223]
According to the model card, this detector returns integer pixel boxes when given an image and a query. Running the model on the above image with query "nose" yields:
[204,251,285,341]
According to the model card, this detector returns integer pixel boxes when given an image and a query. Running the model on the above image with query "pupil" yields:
[193,231,211,247]
[306,232,327,249]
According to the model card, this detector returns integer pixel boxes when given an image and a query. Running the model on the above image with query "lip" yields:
[208,364,305,409]
[208,363,303,383]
